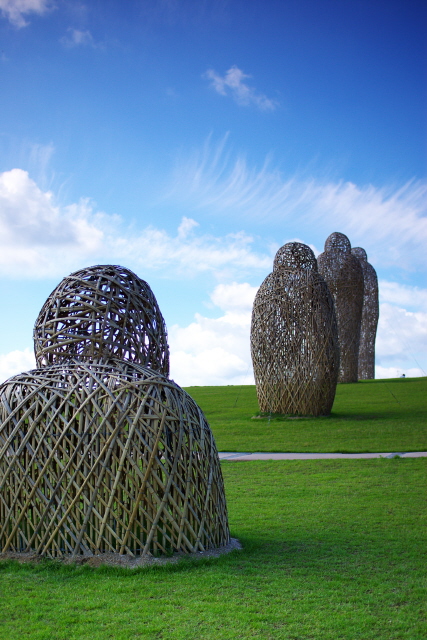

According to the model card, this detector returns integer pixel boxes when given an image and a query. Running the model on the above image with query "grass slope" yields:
[184,377,427,453]
[1,459,426,639]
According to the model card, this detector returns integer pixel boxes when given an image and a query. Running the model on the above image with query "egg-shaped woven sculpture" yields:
[33,265,169,376]
[351,248,379,379]
[0,360,229,558]
[317,233,364,383]
[251,242,339,416]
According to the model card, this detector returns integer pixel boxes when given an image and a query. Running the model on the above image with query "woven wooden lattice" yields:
[317,233,364,383]
[351,248,379,379]
[0,359,229,558]
[251,242,339,416]
[33,265,169,376]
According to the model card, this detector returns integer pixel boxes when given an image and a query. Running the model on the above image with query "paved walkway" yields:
[219,451,427,461]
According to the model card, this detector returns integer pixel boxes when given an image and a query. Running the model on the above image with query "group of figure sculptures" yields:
[251,232,379,417]
[0,265,229,559]
[0,230,378,560]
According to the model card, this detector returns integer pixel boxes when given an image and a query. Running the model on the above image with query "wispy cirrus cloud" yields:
[204,65,278,111]
[60,28,100,49]
[168,136,427,271]
[0,0,53,28]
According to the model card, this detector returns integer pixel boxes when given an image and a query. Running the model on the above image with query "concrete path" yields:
[219,451,427,461]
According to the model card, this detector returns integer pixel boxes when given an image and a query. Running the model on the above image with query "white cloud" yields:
[375,303,427,374]
[204,66,278,111]
[375,287,427,374]
[171,346,251,387]
[0,348,35,383]
[169,137,427,271]
[60,28,98,49]
[0,168,271,279]
[379,280,427,312]
[112,226,271,277]
[169,282,258,386]
[210,281,258,313]
[177,216,199,239]
[375,366,424,379]
[0,169,104,276]
[0,0,52,28]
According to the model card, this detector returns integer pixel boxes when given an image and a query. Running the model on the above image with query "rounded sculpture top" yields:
[33,264,170,374]
[273,242,317,272]
[351,247,368,262]
[324,232,351,254]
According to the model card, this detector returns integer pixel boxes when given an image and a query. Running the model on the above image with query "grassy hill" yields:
[184,377,427,453]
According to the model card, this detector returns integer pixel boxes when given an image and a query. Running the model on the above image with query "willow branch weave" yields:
[1,265,229,558]
[0,361,229,558]
[34,265,170,376]
[317,233,364,383]
[351,248,379,379]
[251,243,339,416]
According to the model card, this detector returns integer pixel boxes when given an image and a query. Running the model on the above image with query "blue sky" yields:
[0,0,426,385]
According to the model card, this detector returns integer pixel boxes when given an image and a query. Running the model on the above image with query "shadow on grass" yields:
[0,524,421,581]
[0,548,245,578]
[252,412,387,421]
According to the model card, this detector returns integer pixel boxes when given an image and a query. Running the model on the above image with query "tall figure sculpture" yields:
[251,242,339,416]
[351,247,379,379]
[317,233,364,383]
[0,265,229,559]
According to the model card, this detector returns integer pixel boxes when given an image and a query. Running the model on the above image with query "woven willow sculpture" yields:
[0,361,229,558]
[1,265,229,558]
[317,233,364,383]
[351,248,379,379]
[251,242,339,416]
[34,264,169,376]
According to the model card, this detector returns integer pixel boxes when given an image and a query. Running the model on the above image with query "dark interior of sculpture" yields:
[0,265,229,558]
[351,248,379,379]
[317,233,364,383]
[251,242,339,416]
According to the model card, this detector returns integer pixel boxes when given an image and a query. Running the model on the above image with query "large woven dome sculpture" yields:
[317,233,364,383]
[251,242,339,416]
[0,266,229,559]
[351,248,379,379]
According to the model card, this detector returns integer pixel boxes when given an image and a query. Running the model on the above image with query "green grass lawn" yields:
[1,459,426,639]
[1,379,426,638]
[184,377,427,453]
